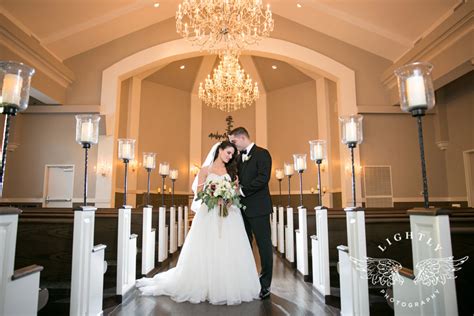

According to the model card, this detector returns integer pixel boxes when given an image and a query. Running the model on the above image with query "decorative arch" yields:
[95,38,358,208]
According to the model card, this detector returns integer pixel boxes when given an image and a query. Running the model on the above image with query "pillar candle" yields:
[80,121,94,142]
[275,169,284,180]
[311,143,324,160]
[345,121,358,143]
[121,143,132,159]
[295,157,306,171]
[406,72,427,108]
[2,74,23,106]
[144,156,155,169]
[170,169,179,180]
[159,163,170,176]
[284,163,294,176]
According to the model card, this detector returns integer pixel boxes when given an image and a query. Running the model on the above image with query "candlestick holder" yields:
[160,175,167,206]
[0,61,35,196]
[75,115,100,206]
[142,152,156,207]
[159,162,170,207]
[284,162,294,207]
[395,62,435,209]
[118,139,135,207]
[170,169,178,206]
[309,140,327,207]
[339,115,363,207]
[293,154,307,208]
[275,168,284,206]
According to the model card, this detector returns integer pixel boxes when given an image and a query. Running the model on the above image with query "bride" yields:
[136,141,260,305]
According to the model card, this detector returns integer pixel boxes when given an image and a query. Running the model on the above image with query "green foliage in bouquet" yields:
[195,177,245,217]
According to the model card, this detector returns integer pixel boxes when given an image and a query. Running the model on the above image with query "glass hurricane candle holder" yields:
[339,115,363,147]
[394,62,435,117]
[394,62,436,208]
[75,114,101,206]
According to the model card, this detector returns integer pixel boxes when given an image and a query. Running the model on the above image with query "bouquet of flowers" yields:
[195,177,245,217]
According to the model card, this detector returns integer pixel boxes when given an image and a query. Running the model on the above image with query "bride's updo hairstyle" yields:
[213,141,238,181]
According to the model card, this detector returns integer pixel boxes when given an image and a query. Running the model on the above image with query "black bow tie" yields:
[240,149,248,155]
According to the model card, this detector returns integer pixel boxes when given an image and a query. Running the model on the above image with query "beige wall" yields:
[136,80,190,193]
[327,80,342,191]
[201,102,256,163]
[443,72,474,197]
[360,114,448,198]
[267,81,318,193]
[2,113,98,199]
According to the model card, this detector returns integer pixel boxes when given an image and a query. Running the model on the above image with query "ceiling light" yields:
[199,53,259,112]
[176,0,274,54]
[297,3,302,8]
[272,65,277,69]
[153,3,160,8]
[180,65,185,69]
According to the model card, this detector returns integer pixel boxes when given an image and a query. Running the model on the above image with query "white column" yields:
[393,208,459,316]
[184,206,189,239]
[285,207,295,263]
[277,206,285,254]
[158,206,167,262]
[189,56,217,189]
[141,206,155,275]
[295,207,309,276]
[312,206,330,296]
[178,206,184,247]
[169,206,177,253]
[70,206,107,315]
[339,207,369,316]
[1,208,42,316]
[315,78,333,207]
[116,206,137,296]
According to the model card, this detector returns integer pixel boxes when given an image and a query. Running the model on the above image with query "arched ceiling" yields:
[0,0,461,61]
[143,55,313,92]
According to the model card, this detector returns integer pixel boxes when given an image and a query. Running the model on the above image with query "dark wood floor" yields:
[106,251,340,316]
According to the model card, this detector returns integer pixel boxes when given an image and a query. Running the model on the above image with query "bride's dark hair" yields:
[213,141,238,181]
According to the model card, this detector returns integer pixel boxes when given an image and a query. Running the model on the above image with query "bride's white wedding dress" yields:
[136,173,260,305]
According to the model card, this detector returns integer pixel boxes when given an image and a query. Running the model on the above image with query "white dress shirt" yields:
[240,143,255,197]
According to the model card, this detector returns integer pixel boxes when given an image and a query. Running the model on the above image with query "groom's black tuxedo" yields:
[238,144,273,290]
[238,145,273,217]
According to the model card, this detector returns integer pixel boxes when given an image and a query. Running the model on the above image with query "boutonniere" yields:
[242,154,252,162]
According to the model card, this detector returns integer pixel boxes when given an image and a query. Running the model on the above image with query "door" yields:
[43,165,74,208]
[464,150,474,207]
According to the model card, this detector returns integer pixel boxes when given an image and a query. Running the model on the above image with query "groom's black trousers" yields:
[242,213,273,289]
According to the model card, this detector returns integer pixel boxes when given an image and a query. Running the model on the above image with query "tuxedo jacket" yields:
[238,145,273,218]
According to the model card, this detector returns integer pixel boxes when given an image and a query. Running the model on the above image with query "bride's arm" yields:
[196,167,209,193]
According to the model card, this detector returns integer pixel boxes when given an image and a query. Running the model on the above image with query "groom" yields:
[229,127,273,299]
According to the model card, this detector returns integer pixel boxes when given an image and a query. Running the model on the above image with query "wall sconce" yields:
[345,163,362,175]
[129,159,138,172]
[190,164,200,177]
[320,161,327,172]
[96,161,112,177]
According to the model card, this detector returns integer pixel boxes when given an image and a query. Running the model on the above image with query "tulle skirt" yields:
[136,205,260,305]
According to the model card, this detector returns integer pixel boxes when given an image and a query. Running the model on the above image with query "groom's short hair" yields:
[229,127,250,138]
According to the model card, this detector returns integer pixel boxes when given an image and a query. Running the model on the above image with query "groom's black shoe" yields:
[259,287,271,300]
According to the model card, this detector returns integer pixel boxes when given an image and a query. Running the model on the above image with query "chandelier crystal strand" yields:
[198,53,259,112]
[176,0,274,53]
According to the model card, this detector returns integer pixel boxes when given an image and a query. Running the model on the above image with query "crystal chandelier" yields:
[199,54,259,112]
[176,0,274,53]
